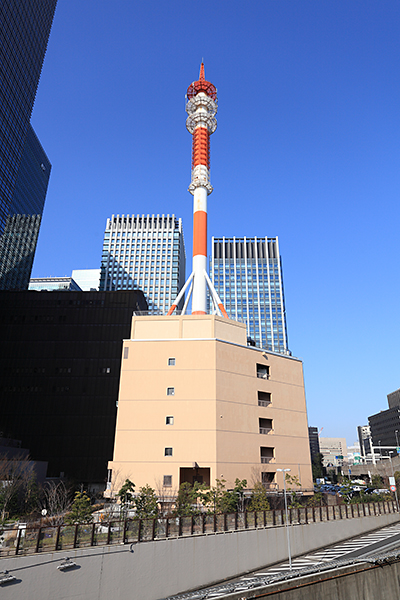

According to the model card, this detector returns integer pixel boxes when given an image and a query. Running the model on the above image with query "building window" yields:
[123,347,129,359]
[164,447,173,456]
[163,475,172,487]
[168,357,175,366]
[166,416,174,425]
[261,472,275,486]
[260,447,274,463]
[258,391,271,406]
[259,418,273,434]
[167,387,175,396]
[256,363,270,379]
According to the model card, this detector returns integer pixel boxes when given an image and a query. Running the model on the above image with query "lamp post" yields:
[277,468,292,570]
[389,452,399,512]
[396,430,399,450]
[379,440,382,459]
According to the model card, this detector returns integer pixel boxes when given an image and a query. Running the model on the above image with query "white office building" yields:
[99,214,186,313]
[71,269,100,291]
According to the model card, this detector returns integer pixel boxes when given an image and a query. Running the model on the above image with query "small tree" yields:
[202,478,247,513]
[134,484,158,519]
[174,482,201,516]
[285,474,302,508]
[65,491,93,525]
[312,453,325,481]
[117,479,135,517]
[248,482,270,511]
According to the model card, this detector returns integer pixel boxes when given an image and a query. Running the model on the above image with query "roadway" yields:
[165,522,400,599]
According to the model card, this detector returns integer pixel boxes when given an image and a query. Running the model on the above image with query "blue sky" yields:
[31,0,400,446]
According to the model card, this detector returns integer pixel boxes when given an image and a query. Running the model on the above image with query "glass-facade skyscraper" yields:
[100,214,186,313]
[210,236,289,355]
[0,125,51,290]
[0,0,57,288]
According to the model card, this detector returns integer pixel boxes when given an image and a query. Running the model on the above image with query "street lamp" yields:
[379,440,382,459]
[396,430,399,449]
[277,468,292,571]
[389,452,399,512]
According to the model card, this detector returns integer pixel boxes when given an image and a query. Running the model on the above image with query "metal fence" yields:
[0,500,396,558]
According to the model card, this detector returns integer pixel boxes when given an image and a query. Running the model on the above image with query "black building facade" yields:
[0,290,147,486]
[0,0,57,288]
[368,407,400,457]
[308,426,321,463]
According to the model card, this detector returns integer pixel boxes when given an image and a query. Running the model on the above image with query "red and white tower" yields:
[168,63,228,318]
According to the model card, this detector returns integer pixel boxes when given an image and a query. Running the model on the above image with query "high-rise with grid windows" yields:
[99,214,186,313]
[210,236,289,355]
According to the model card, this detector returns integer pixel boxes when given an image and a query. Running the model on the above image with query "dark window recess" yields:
[262,472,275,485]
[168,358,175,366]
[256,364,270,379]
[164,447,173,456]
[259,418,273,434]
[167,387,175,396]
[258,391,271,406]
[163,475,172,487]
[123,347,129,359]
[260,447,274,463]
[166,416,174,425]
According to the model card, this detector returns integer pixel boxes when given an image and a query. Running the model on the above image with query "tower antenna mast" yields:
[168,63,227,317]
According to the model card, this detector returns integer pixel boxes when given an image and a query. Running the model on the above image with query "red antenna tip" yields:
[199,62,205,81]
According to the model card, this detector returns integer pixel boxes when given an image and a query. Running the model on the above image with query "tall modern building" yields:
[0,0,57,287]
[99,214,186,313]
[210,237,289,354]
[0,125,51,289]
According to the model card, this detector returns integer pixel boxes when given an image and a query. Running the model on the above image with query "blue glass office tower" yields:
[0,0,57,288]
[210,237,290,355]
[0,125,51,289]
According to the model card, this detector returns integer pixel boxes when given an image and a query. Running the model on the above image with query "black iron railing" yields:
[0,500,396,558]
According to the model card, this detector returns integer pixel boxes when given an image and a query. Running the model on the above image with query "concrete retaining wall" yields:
[0,512,398,600]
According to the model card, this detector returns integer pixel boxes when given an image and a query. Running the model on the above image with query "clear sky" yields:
[31,0,400,446]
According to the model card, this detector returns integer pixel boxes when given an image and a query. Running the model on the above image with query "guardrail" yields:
[0,500,397,558]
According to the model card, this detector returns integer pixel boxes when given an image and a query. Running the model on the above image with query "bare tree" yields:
[41,481,72,525]
[103,468,127,520]
[155,478,177,517]
[0,453,35,521]
[250,466,263,488]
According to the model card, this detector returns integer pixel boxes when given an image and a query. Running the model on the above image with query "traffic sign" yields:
[390,485,396,492]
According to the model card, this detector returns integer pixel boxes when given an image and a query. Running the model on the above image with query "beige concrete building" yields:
[108,314,313,494]
[319,437,348,468]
